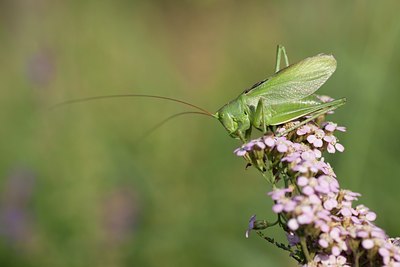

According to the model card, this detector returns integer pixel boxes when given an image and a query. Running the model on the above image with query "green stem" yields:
[268,217,279,227]
[256,231,301,263]
[259,164,274,184]
[354,250,363,267]
[300,236,312,263]
[354,256,360,267]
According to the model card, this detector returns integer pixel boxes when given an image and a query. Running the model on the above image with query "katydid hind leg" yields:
[282,46,289,68]
[266,97,345,126]
[277,104,338,137]
[274,98,346,137]
[275,45,290,73]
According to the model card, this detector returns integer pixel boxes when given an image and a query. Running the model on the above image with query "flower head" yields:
[235,103,400,266]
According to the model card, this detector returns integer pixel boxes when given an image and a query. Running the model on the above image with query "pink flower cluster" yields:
[236,120,400,266]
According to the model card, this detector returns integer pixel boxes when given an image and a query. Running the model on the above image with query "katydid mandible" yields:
[53,45,346,142]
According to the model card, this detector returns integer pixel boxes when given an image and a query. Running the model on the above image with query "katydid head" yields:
[215,109,237,137]
[215,99,251,141]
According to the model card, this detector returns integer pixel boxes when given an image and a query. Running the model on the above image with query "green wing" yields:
[245,54,336,104]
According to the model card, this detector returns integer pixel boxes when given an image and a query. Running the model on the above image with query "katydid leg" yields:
[276,100,345,137]
[253,98,269,133]
[275,45,290,73]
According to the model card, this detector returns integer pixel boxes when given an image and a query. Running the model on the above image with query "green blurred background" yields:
[1,1,400,266]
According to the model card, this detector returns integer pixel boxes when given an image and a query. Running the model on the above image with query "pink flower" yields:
[324,122,347,132]
[307,129,325,148]
[297,124,312,136]
[323,135,345,153]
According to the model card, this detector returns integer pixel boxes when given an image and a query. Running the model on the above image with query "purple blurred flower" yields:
[26,48,56,88]
[101,188,140,244]
[286,232,300,246]
[245,215,257,238]
[0,167,36,244]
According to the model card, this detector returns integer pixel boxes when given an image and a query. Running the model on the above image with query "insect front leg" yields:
[275,45,290,73]
[253,98,270,134]
[236,123,252,143]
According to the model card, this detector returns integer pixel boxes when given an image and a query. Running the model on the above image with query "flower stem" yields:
[268,217,279,227]
[354,251,361,267]
[300,236,312,263]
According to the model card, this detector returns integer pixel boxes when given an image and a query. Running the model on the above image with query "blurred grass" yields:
[0,1,400,266]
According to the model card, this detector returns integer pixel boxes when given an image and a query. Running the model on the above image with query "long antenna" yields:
[137,111,210,142]
[50,94,214,116]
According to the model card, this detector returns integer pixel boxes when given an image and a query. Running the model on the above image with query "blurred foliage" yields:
[0,0,400,266]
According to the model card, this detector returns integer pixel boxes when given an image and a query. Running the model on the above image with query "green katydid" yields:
[214,45,345,141]
[53,45,345,142]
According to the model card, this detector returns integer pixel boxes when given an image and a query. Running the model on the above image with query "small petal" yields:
[234,148,247,156]
[366,212,377,221]
[302,186,315,196]
[357,230,369,238]
[341,207,353,217]
[272,204,284,213]
[277,144,288,153]
[301,151,316,161]
[264,137,275,147]
[331,246,341,256]
[362,239,375,249]
[323,135,335,142]
[298,214,313,224]
[288,218,299,230]
[313,149,322,158]
[320,223,330,233]
[319,238,329,248]
[307,135,317,143]
[330,228,340,239]
[255,141,266,149]
[335,143,345,152]
[314,139,323,148]
[297,176,308,187]
[379,247,390,257]
[323,199,338,210]
[325,123,337,132]
[337,255,347,265]
[297,126,311,135]
[283,201,296,212]
[327,144,335,153]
